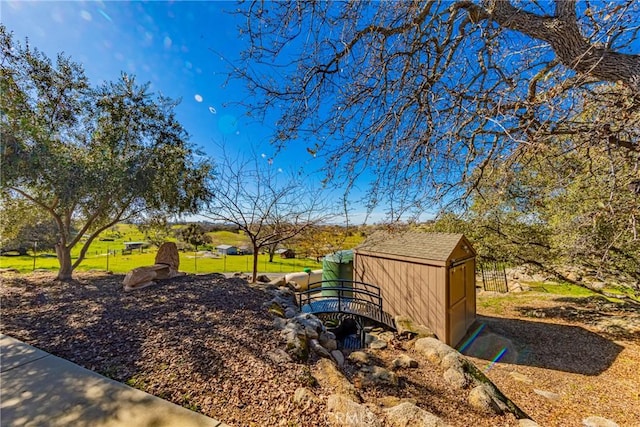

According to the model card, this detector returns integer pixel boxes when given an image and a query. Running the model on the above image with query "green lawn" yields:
[0,223,323,275]
[1,250,322,275]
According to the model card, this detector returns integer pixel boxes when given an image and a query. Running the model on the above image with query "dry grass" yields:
[463,290,640,426]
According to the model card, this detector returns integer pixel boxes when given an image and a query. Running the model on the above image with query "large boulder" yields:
[348,351,372,366]
[282,323,309,361]
[294,313,324,337]
[326,394,381,427]
[123,264,180,291]
[331,350,345,367]
[269,276,287,287]
[266,348,292,365]
[312,359,360,402]
[468,385,507,415]
[384,402,448,427]
[368,339,387,350]
[123,242,184,291]
[155,242,180,269]
[582,416,619,427]
[443,367,468,389]
[310,338,332,358]
[358,365,399,388]
[390,354,419,370]
[292,387,316,409]
[395,316,436,338]
[319,331,338,351]
[414,337,456,366]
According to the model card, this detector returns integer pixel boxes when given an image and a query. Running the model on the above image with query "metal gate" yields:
[479,261,508,293]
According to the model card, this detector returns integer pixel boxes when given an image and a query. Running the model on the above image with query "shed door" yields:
[450,264,466,304]
[449,264,467,346]
[465,259,476,328]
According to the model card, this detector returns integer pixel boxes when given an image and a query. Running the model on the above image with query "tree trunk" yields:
[267,243,277,262]
[55,243,73,281]
[459,0,640,90]
[252,244,260,283]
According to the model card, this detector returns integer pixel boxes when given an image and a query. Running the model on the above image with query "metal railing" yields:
[298,279,382,310]
[297,279,395,329]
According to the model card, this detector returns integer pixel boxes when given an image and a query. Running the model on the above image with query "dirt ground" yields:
[461,290,640,426]
[1,272,638,426]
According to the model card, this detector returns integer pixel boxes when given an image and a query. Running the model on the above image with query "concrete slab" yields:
[1,335,50,373]
[0,335,227,427]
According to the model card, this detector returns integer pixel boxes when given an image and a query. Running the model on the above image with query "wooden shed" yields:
[354,231,476,347]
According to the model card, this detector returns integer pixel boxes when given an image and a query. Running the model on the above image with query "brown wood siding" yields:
[437,267,446,339]
[428,266,438,334]
[354,252,448,342]
[354,237,476,347]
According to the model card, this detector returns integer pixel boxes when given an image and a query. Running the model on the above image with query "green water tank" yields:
[322,250,354,297]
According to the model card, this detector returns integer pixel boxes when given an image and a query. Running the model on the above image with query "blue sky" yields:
[3,1,246,147]
[11,2,631,224]
[1,0,378,221]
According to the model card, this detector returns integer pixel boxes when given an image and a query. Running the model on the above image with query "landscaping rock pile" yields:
[263,287,340,363]
[261,295,530,426]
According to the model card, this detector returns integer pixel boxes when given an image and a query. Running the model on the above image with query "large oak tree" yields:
[232,0,639,219]
[0,27,214,280]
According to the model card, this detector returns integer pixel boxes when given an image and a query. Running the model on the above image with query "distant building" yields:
[123,242,147,254]
[238,245,253,255]
[215,244,238,255]
[276,248,296,259]
[124,242,146,250]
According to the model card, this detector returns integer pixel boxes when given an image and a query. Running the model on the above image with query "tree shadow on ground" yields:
[513,295,640,341]
[459,315,623,375]
[0,272,300,422]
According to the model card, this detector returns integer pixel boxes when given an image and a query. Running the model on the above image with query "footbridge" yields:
[297,280,395,330]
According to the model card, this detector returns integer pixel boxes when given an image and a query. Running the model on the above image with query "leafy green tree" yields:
[293,225,361,262]
[179,223,212,272]
[430,135,639,283]
[137,215,172,247]
[0,196,59,253]
[180,223,212,251]
[0,28,214,280]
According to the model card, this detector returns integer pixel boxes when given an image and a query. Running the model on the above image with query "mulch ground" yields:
[0,272,327,426]
[2,272,523,427]
[2,272,637,426]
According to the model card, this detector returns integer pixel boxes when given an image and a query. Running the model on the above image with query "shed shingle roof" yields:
[356,231,467,262]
